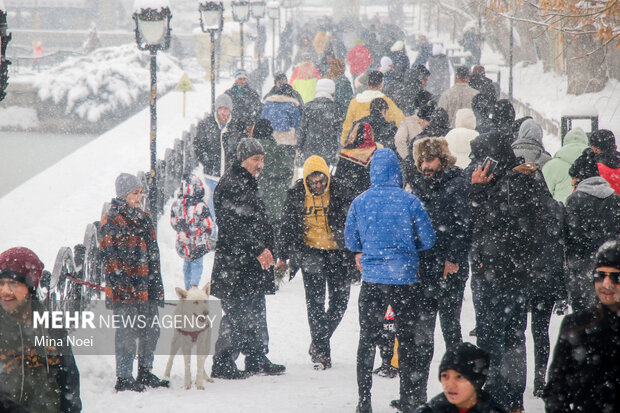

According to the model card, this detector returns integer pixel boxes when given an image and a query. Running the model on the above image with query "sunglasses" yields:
[308,176,327,187]
[592,270,620,284]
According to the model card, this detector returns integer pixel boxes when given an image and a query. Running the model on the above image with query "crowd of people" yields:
[1,16,619,413]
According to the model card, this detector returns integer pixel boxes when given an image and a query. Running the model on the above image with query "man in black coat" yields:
[565,149,620,312]
[468,131,555,412]
[275,155,356,370]
[210,138,285,379]
[544,240,620,413]
[194,93,244,179]
[408,137,471,406]
[357,97,398,151]
[298,79,344,167]
[224,69,263,123]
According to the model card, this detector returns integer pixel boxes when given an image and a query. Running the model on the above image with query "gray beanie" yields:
[215,93,233,111]
[237,138,265,162]
[115,173,142,198]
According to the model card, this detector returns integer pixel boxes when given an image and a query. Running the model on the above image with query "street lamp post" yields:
[132,0,172,221]
[0,1,12,102]
[250,1,266,67]
[199,1,224,113]
[231,1,250,69]
[266,2,279,74]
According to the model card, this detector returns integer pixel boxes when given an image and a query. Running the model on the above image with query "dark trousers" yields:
[566,256,598,313]
[476,281,528,412]
[213,295,269,365]
[529,288,555,387]
[357,282,422,406]
[113,301,160,378]
[300,247,351,358]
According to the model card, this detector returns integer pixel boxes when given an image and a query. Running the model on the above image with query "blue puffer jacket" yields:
[260,94,301,132]
[345,148,436,284]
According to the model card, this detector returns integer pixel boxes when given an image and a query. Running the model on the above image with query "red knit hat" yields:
[0,247,44,291]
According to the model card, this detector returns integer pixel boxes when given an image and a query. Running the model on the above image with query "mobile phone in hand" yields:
[482,157,498,176]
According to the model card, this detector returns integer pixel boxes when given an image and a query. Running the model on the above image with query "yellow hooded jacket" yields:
[302,156,339,250]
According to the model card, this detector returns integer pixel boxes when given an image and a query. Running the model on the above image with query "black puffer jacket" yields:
[210,161,276,299]
[0,301,81,413]
[357,113,398,151]
[278,177,355,260]
[298,97,344,164]
[410,167,471,269]
[564,176,620,261]
[415,391,507,413]
[544,304,620,413]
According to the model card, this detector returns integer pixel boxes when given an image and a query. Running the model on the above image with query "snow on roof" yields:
[561,105,599,117]
[133,0,171,13]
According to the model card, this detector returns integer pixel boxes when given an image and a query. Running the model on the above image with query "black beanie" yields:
[438,343,490,390]
[253,119,274,140]
[418,101,436,122]
[237,137,265,162]
[569,149,599,181]
[594,240,620,270]
[589,129,616,151]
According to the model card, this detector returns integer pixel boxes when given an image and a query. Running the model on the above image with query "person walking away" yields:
[543,240,620,413]
[511,119,551,168]
[276,155,356,370]
[290,59,321,104]
[325,58,354,113]
[340,70,405,146]
[392,64,431,117]
[210,139,285,379]
[100,173,168,391]
[444,108,479,168]
[469,65,498,101]
[345,148,436,413]
[541,127,589,203]
[590,129,620,194]
[225,69,263,123]
[170,174,214,290]
[438,66,479,128]
[298,78,345,167]
[334,121,382,197]
[0,247,82,412]
[253,119,294,229]
[347,39,373,84]
[471,93,495,135]
[356,98,398,151]
[564,149,620,312]
[426,44,450,99]
[261,75,302,149]
[415,343,508,413]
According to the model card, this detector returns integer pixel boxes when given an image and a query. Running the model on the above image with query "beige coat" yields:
[438,83,479,128]
[394,115,423,160]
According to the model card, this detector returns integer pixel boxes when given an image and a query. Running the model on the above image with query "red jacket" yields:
[596,151,620,195]
[347,45,372,75]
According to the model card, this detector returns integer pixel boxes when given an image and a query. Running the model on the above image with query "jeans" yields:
[357,282,423,407]
[300,248,351,359]
[113,301,160,378]
[183,257,204,290]
[213,295,269,365]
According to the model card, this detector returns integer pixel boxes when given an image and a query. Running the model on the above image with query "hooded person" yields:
[445,108,480,168]
[416,343,508,413]
[471,93,495,135]
[334,120,384,197]
[347,39,373,77]
[590,129,620,194]
[253,119,294,226]
[468,132,557,412]
[210,138,286,379]
[542,127,589,203]
[564,148,620,312]
[276,156,356,370]
[345,148,436,413]
[392,64,431,117]
[511,119,552,168]
[0,247,82,413]
[298,78,345,166]
[488,99,515,137]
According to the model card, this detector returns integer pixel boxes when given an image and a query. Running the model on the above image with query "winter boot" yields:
[356,396,372,413]
[389,399,401,410]
[211,358,250,380]
[373,360,398,378]
[115,377,145,392]
[137,368,170,388]
[309,343,332,370]
[245,354,286,375]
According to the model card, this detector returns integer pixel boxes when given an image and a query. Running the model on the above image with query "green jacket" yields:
[542,128,589,203]
[256,136,294,224]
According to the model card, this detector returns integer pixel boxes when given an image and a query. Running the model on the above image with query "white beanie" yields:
[432,43,444,56]
[380,56,393,69]
[315,78,336,100]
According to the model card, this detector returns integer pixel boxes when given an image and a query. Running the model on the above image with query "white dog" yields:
[164,283,213,389]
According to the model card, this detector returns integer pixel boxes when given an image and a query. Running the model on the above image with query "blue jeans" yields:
[183,257,204,289]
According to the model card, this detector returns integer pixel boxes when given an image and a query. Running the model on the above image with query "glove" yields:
[554,299,568,316]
